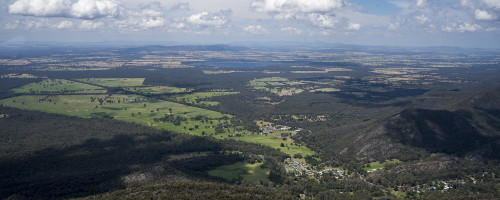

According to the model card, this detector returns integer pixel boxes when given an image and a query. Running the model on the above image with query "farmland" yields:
[1,78,317,161]
[0,94,233,135]
[11,79,107,94]
[123,86,191,95]
[168,91,239,106]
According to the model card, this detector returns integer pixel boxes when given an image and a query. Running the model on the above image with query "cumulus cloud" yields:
[461,0,500,20]
[307,13,337,28]
[79,20,104,30]
[171,2,190,11]
[251,0,351,30]
[475,9,496,20]
[187,9,232,27]
[8,0,122,19]
[243,25,267,34]
[414,14,429,24]
[251,0,345,13]
[114,2,167,31]
[56,20,73,29]
[483,0,500,9]
[281,27,302,35]
[442,22,482,32]
[415,0,426,8]
[347,22,360,31]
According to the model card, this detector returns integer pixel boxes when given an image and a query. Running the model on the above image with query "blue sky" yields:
[1,0,499,48]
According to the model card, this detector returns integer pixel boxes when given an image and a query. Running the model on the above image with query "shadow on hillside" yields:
[0,134,221,199]
[386,109,499,159]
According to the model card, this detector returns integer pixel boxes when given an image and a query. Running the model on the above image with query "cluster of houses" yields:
[284,158,344,178]
[261,124,302,135]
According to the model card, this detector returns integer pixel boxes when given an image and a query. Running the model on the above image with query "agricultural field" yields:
[0,94,233,135]
[232,131,316,163]
[208,161,270,184]
[169,91,239,106]
[309,88,341,93]
[249,77,305,96]
[0,73,40,78]
[11,79,107,94]
[77,78,145,87]
[123,86,191,95]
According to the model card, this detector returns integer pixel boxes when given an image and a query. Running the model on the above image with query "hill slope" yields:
[339,86,500,162]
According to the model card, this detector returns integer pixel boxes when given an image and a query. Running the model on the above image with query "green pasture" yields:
[363,159,400,171]
[232,131,316,161]
[76,78,145,87]
[11,79,106,94]
[169,92,239,106]
[249,77,305,96]
[208,161,270,184]
[123,86,191,95]
[0,94,232,135]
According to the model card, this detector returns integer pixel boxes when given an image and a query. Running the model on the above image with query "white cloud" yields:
[115,2,167,31]
[415,0,426,8]
[8,0,122,19]
[251,0,345,13]
[56,20,73,29]
[307,13,337,28]
[79,20,104,30]
[482,0,500,9]
[347,22,360,31]
[414,14,429,24]
[243,25,267,34]
[281,26,302,35]
[475,9,496,20]
[170,2,190,11]
[443,22,482,32]
[187,9,232,27]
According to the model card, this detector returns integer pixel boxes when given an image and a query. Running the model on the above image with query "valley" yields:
[0,44,498,199]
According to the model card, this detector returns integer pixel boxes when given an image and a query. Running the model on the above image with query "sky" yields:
[1,0,500,48]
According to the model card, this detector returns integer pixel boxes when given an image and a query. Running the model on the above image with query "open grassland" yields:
[232,131,316,162]
[208,161,270,184]
[309,88,341,93]
[1,73,39,78]
[0,94,232,135]
[11,79,106,94]
[124,86,191,95]
[170,91,239,106]
[77,78,145,87]
[249,77,304,96]
[363,159,401,171]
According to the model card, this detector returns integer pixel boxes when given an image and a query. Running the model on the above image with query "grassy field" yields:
[0,94,233,135]
[169,92,239,106]
[77,78,145,87]
[309,88,341,93]
[11,79,106,94]
[1,73,39,78]
[249,77,305,96]
[124,86,191,95]
[232,131,316,162]
[208,161,270,184]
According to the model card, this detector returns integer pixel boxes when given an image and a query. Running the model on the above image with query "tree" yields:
[280,143,285,147]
